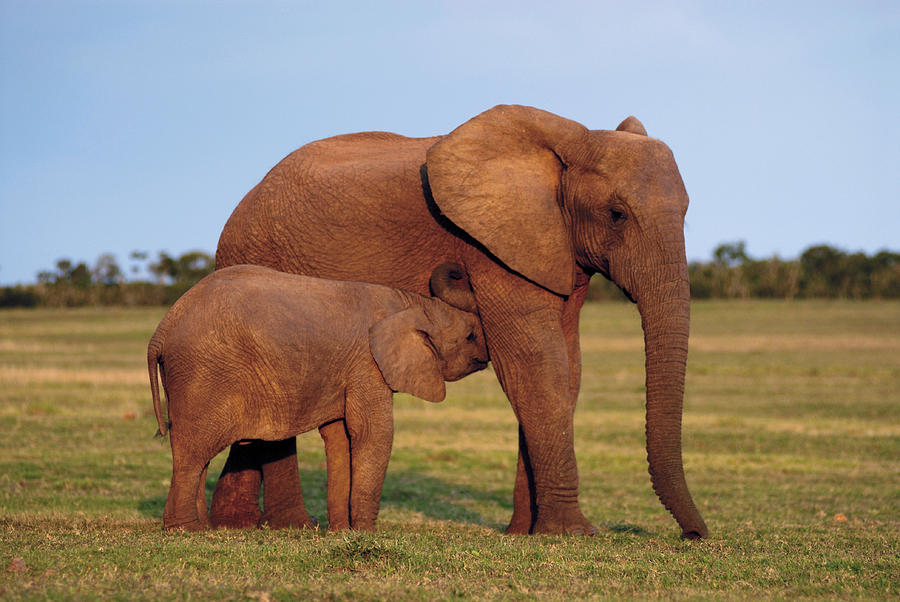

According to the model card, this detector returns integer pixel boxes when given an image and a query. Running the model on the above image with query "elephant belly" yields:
[231,388,345,444]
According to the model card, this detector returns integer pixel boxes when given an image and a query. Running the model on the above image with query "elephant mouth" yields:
[591,259,636,303]
[470,358,489,372]
[593,262,636,304]
[447,358,489,382]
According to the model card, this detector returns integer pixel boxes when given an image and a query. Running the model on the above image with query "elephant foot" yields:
[210,505,262,529]
[531,507,597,536]
[196,509,212,530]
[349,520,376,532]
[327,519,351,532]
[259,507,318,530]
[164,518,210,532]
[504,512,533,535]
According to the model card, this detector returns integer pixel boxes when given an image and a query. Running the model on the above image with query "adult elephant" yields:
[210,105,708,539]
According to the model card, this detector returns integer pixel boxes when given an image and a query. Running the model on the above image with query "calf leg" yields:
[345,384,394,531]
[195,464,211,529]
[320,419,351,531]
[164,439,210,531]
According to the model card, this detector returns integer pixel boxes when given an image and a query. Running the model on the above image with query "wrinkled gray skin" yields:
[212,105,708,538]
[148,265,488,532]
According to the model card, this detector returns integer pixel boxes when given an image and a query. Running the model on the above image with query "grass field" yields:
[1,300,898,599]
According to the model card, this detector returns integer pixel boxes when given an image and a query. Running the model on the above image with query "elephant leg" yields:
[506,270,590,535]
[209,441,263,528]
[258,437,315,529]
[470,265,594,536]
[504,270,591,535]
[561,269,591,402]
[320,419,351,531]
[505,426,538,534]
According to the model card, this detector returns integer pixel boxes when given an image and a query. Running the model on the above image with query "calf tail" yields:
[147,329,169,438]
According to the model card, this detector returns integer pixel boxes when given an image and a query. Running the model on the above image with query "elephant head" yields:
[425,105,707,539]
[369,302,487,403]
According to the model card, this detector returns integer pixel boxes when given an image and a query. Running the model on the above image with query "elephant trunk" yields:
[632,243,708,539]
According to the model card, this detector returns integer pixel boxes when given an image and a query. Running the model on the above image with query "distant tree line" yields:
[687,242,899,300]
[0,250,214,308]
[586,241,899,302]
[1,243,898,308]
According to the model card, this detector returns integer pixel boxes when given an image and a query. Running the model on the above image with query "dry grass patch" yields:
[0,340,100,354]
[689,412,900,438]
[0,365,146,386]
[691,333,900,353]
[582,333,900,353]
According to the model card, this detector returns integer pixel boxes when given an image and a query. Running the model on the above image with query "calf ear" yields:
[369,307,446,403]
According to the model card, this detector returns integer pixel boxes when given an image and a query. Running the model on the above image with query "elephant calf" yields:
[148,264,488,531]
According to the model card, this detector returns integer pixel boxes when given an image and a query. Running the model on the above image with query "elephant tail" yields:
[147,326,169,438]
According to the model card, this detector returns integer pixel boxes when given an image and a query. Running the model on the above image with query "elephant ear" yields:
[369,307,446,403]
[425,105,587,296]
[616,115,648,136]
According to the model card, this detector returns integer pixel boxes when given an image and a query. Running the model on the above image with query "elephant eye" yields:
[466,331,477,343]
[609,208,627,225]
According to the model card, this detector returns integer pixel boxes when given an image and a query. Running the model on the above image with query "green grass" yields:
[1,301,898,599]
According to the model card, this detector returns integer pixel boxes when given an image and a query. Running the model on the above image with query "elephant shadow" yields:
[601,522,652,536]
[137,492,166,518]
[297,467,511,531]
[138,467,512,531]
[378,469,512,529]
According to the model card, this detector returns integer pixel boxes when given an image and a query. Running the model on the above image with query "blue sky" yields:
[1,1,898,285]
